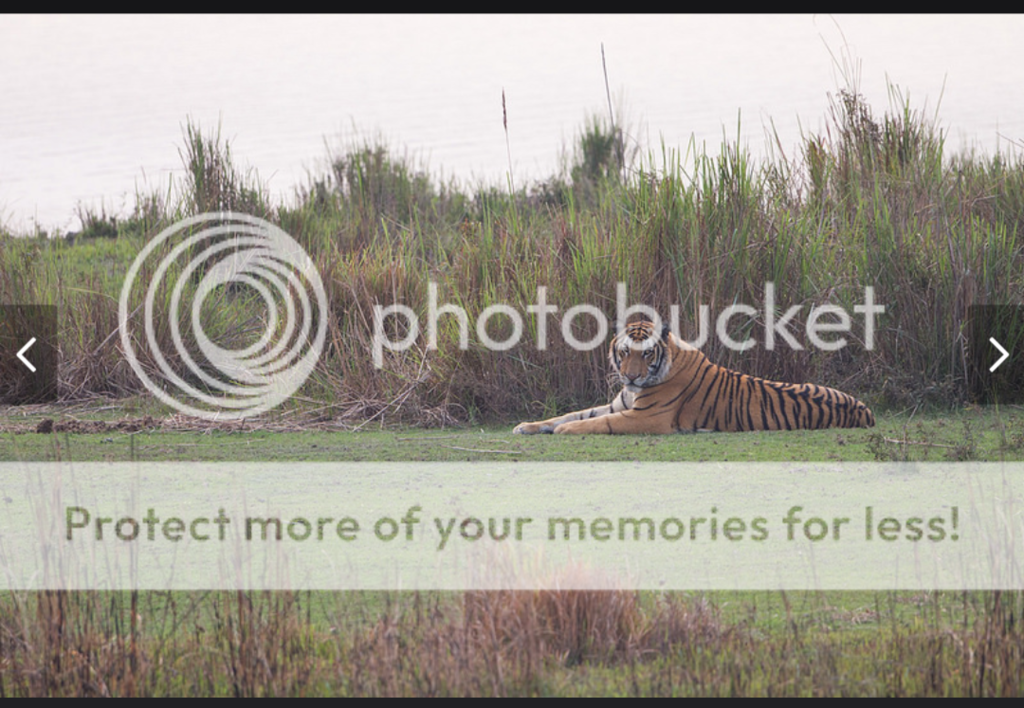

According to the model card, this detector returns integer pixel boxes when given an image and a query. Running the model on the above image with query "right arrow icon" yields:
[990,337,1010,372]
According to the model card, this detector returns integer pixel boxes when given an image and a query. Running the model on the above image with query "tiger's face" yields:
[610,320,673,391]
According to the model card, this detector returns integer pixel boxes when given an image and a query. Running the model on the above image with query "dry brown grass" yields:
[4,589,1024,695]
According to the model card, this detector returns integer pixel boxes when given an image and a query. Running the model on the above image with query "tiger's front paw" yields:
[513,421,553,435]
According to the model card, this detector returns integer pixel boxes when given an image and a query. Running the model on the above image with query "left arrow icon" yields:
[17,337,37,372]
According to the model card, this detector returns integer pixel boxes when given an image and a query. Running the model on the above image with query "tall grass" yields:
[178,121,270,219]
[2,588,1023,695]
[2,88,1023,419]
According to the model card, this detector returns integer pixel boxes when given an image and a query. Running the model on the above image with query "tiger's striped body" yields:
[513,320,875,435]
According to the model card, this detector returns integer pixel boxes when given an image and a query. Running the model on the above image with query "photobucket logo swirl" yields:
[118,213,327,420]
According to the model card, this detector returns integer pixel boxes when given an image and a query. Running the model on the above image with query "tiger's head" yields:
[609,319,675,391]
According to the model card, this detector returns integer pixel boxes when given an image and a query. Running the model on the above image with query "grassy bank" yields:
[1,85,1022,422]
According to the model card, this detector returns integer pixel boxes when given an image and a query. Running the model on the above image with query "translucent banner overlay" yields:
[1,462,1022,590]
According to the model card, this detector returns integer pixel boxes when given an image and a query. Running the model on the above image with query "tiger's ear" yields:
[661,322,670,341]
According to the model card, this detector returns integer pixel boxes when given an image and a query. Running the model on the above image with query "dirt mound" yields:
[34,416,161,434]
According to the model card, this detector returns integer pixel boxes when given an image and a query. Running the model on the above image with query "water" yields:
[2,14,1023,233]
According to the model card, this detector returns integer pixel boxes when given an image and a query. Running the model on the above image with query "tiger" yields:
[513,318,875,435]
